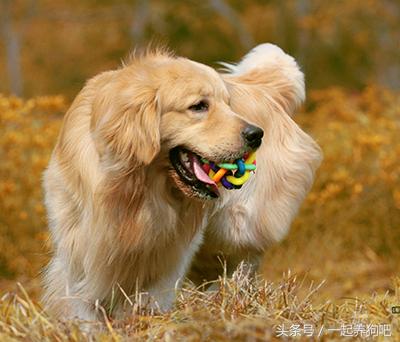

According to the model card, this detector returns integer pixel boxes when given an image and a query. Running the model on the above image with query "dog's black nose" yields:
[242,124,264,149]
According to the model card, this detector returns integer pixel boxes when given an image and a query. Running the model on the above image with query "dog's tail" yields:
[220,43,305,115]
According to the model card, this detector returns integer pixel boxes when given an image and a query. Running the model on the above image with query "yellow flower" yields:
[352,183,363,195]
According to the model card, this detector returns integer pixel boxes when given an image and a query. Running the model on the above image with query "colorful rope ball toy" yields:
[201,151,257,190]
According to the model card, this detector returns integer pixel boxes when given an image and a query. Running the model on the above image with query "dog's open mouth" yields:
[169,147,222,199]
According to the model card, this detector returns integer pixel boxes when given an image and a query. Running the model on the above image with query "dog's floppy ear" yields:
[90,70,160,167]
[221,43,305,116]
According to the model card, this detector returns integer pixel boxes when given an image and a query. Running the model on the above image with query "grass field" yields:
[0,86,399,340]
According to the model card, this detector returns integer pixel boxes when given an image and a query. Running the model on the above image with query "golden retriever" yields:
[42,44,321,320]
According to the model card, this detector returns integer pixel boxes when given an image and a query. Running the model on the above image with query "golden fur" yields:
[42,44,322,320]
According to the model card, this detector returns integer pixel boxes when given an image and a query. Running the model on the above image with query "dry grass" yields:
[1,267,399,341]
[0,85,399,340]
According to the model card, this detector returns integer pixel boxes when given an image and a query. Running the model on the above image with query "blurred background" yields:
[1,0,400,97]
[0,0,399,303]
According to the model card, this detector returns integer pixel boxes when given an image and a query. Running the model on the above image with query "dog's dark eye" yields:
[189,100,209,113]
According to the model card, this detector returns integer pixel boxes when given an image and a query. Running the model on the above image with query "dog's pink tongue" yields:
[190,154,217,186]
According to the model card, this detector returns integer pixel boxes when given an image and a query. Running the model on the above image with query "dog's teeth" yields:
[181,152,189,162]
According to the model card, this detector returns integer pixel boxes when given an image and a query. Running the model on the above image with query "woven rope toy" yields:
[201,151,256,190]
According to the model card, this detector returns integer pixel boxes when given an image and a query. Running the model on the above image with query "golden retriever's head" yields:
[90,50,263,200]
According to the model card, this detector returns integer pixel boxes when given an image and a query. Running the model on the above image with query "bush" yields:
[0,86,399,340]
[0,85,399,294]
[0,95,65,278]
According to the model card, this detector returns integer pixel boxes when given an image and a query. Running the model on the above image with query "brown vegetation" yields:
[0,86,399,339]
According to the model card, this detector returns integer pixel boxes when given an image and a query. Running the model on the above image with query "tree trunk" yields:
[1,0,23,96]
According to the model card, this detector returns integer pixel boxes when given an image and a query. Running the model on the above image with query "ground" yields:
[0,86,399,340]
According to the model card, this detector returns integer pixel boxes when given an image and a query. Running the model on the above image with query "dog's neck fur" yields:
[94,163,210,311]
